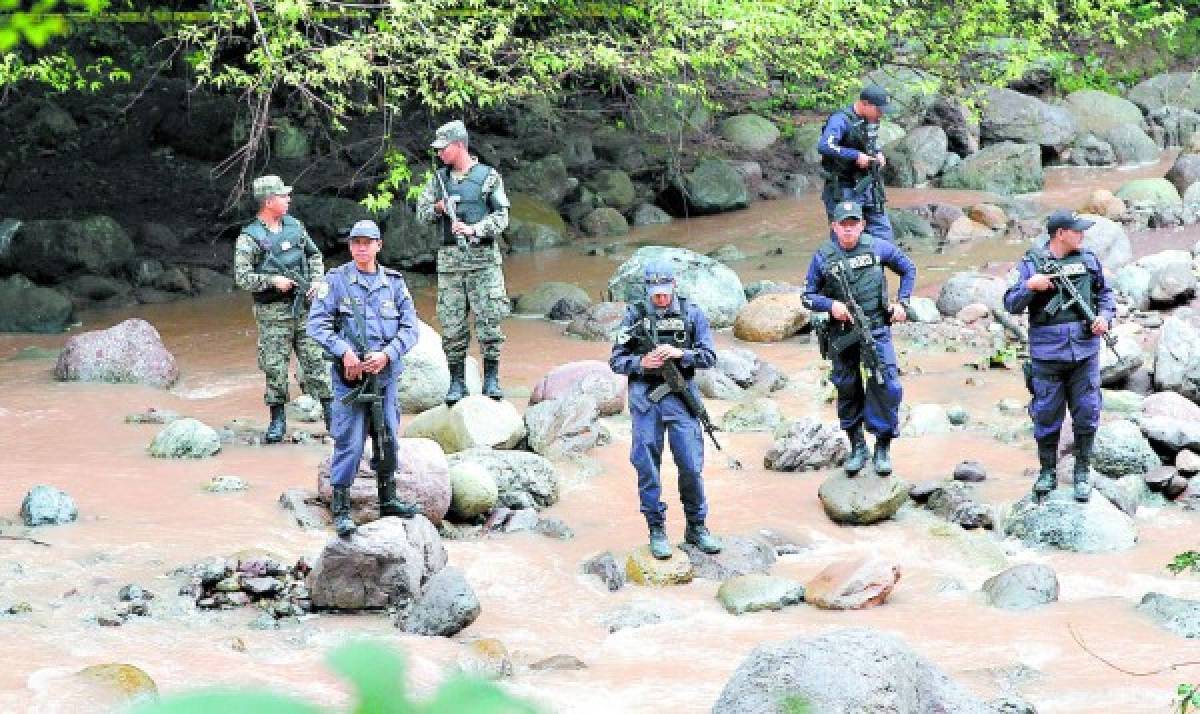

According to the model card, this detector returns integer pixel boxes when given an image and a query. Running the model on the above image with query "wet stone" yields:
[681,535,776,580]
[117,584,153,602]
[582,551,626,592]
[249,613,280,630]
[1137,592,1200,638]
[242,577,282,597]
[717,574,805,615]
[982,564,1059,610]
[457,638,513,680]
[124,408,181,425]
[204,475,248,493]
[278,488,325,530]
[626,545,694,586]
[818,471,912,525]
[952,460,987,482]
[20,485,78,526]
[533,516,575,540]
[1004,489,1137,553]
[530,654,587,671]
[805,558,902,610]
[397,567,481,637]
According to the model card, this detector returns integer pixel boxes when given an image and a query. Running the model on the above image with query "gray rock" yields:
[1099,333,1145,386]
[765,419,849,472]
[1116,250,1195,310]
[285,395,323,424]
[953,461,987,482]
[670,159,749,215]
[565,301,626,342]
[398,567,480,637]
[447,461,498,521]
[1127,72,1200,114]
[695,368,746,401]
[308,516,447,610]
[819,471,912,525]
[524,392,605,459]
[581,552,625,592]
[1099,124,1161,165]
[924,95,979,156]
[1094,473,1150,516]
[716,574,805,615]
[681,535,776,580]
[936,272,1006,317]
[940,141,1044,195]
[528,360,626,416]
[20,485,78,526]
[1093,419,1161,477]
[514,282,591,316]
[982,564,1059,610]
[720,398,781,433]
[1139,415,1200,453]
[581,207,630,237]
[717,114,780,151]
[1167,153,1200,198]
[713,628,991,714]
[0,274,72,333]
[317,437,452,525]
[884,125,949,187]
[607,246,745,328]
[1081,215,1132,270]
[279,488,324,530]
[888,208,938,251]
[587,169,637,210]
[925,483,993,529]
[54,318,179,388]
[1153,315,1200,401]
[148,418,221,459]
[1137,592,1200,638]
[598,602,667,633]
[507,154,571,206]
[981,88,1077,151]
[403,396,526,453]
[1116,178,1183,220]
[1063,89,1145,134]
[1149,105,1200,149]
[1069,134,1116,166]
[204,475,249,493]
[8,215,135,282]
[1004,489,1137,552]
[446,448,560,510]
[630,203,672,226]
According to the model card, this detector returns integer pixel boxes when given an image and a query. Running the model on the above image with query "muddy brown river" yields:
[1,157,1198,713]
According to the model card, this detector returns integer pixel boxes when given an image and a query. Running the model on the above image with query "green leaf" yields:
[326,641,413,714]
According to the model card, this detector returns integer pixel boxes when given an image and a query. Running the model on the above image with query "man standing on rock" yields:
[415,120,511,405]
[307,220,422,536]
[817,85,895,242]
[234,174,333,443]
[803,201,915,476]
[1003,209,1115,503]
[610,261,722,560]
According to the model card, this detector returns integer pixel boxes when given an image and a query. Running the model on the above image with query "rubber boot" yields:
[330,486,357,537]
[377,471,420,518]
[648,524,671,560]
[265,404,287,444]
[445,361,466,406]
[843,424,868,476]
[1033,434,1059,501]
[483,358,504,400]
[685,521,722,554]
[1073,431,1094,503]
[872,435,893,476]
[320,398,333,433]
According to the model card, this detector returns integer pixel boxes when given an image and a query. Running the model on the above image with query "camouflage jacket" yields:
[415,160,510,273]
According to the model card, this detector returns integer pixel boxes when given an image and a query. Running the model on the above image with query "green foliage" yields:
[1168,550,1200,575]
[361,150,417,215]
[0,51,126,92]
[130,641,538,714]
[0,0,108,50]
[780,695,814,714]
[1179,684,1200,714]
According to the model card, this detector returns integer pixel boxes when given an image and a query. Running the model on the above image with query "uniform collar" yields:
[347,264,390,291]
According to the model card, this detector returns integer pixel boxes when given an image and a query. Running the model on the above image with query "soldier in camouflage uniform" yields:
[415,120,511,404]
[233,175,333,443]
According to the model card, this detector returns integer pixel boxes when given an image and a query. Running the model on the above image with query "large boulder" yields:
[982,564,1059,610]
[626,545,693,586]
[764,419,848,472]
[682,535,777,581]
[1127,72,1200,114]
[1166,153,1200,198]
[1063,89,1146,134]
[1154,315,1200,401]
[1137,592,1200,638]
[565,301,626,342]
[717,114,780,151]
[1004,490,1137,552]
[1115,178,1183,216]
[513,282,590,316]
[447,461,498,520]
[804,559,902,610]
[1093,418,1162,477]
[0,274,72,332]
[524,392,605,459]
[8,215,135,282]
[54,318,179,388]
[529,360,626,416]
[607,246,746,328]
[20,485,78,526]
[980,87,1077,152]
[935,272,1006,316]
[883,125,949,187]
[713,628,989,714]
[716,575,805,615]
[396,321,452,414]
[1081,214,1133,270]
[506,193,569,252]
[307,516,447,610]
[147,418,221,459]
[292,194,370,248]
[1069,134,1118,166]
[1099,332,1145,387]
[1140,414,1200,453]
[446,448,559,510]
[1150,106,1200,149]
[403,397,526,453]
[587,169,637,210]
[317,438,452,525]
[924,95,979,156]
[818,471,911,525]
[721,398,782,433]
[397,567,481,637]
[580,207,630,238]
[1099,124,1161,165]
[379,205,439,269]
[940,142,1044,195]
[732,293,810,343]
[1115,250,1196,310]
[506,154,571,206]
[668,159,749,215]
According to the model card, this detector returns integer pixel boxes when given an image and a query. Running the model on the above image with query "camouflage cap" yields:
[348,219,381,241]
[252,175,292,201]
[430,120,469,149]
[833,200,864,221]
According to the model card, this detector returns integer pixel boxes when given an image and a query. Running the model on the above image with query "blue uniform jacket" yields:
[818,107,871,166]
[1003,248,1116,362]
[801,236,916,315]
[306,262,420,378]
[609,298,717,413]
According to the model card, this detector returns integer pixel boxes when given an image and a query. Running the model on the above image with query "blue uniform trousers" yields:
[1028,353,1101,441]
[822,181,894,242]
[328,366,400,487]
[830,327,902,437]
[629,390,708,527]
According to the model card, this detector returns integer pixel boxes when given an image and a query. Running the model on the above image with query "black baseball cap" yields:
[860,85,897,115]
[1045,209,1095,233]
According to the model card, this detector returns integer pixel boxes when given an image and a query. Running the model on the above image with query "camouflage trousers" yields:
[436,263,508,363]
[254,302,332,405]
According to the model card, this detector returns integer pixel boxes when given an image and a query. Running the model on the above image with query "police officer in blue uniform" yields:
[1003,210,1116,502]
[610,262,722,560]
[803,201,916,476]
[307,220,421,536]
[817,85,896,242]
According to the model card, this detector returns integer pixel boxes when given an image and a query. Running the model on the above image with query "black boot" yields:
[330,486,357,537]
[483,358,504,400]
[648,524,671,560]
[1073,431,1094,503]
[320,398,333,433]
[1033,434,1059,501]
[873,435,893,476]
[265,404,286,444]
[685,520,722,554]
[377,471,420,518]
[843,424,868,476]
[445,361,466,406]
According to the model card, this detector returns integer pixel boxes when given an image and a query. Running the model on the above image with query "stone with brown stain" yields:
[626,545,694,586]
[733,293,810,343]
[805,558,901,610]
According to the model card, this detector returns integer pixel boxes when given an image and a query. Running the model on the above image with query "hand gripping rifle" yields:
[433,168,470,249]
[338,300,397,474]
[260,249,311,320]
[852,156,887,213]
[829,259,886,386]
[1027,249,1120,360]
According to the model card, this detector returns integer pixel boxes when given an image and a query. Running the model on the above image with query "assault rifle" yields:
[828,259,886,385]
[338,301,397,473]
[261,250,311,320]
[852,156,887,213]
[433,169,470,249]
[1027,249,1120,360]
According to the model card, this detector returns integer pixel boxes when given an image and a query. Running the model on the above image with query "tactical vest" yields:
[436,163,497,246]
[244,216,310,304]
[632,298,698,380]
[818,235,888,322]
[820,108,877,184]
[1026,249,1097,327]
